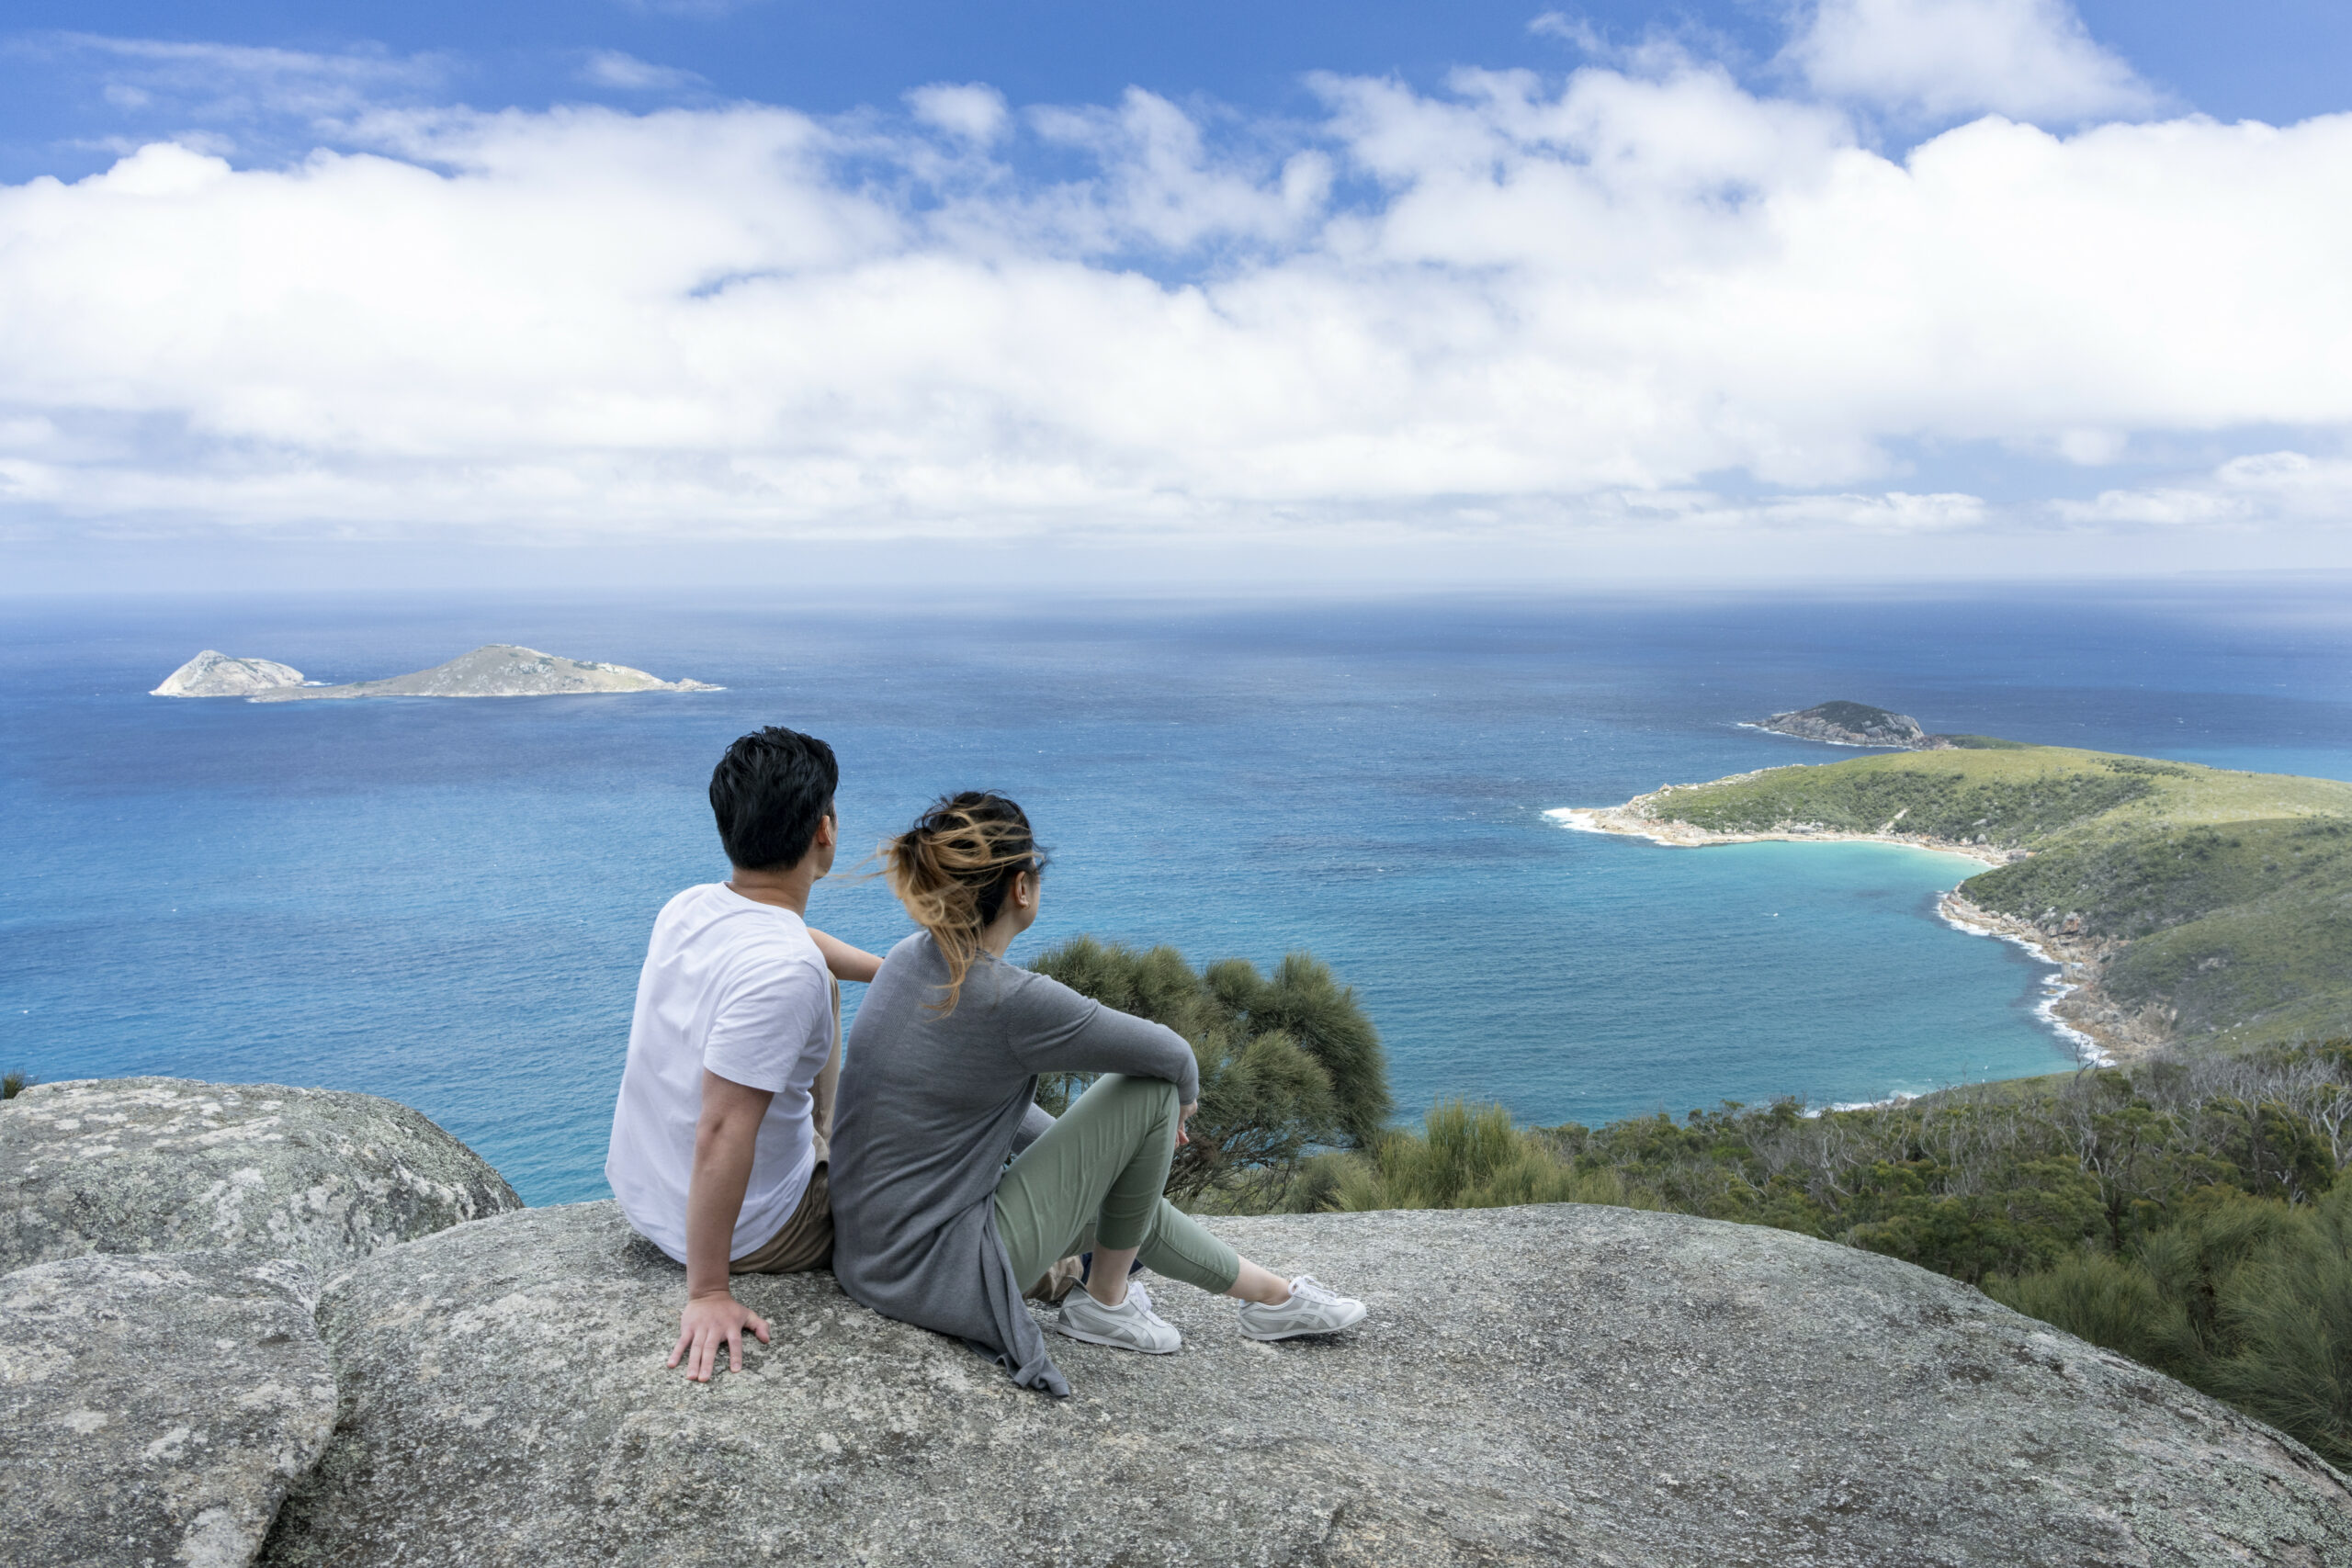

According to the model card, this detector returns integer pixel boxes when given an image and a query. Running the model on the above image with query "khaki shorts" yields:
[729,1161,834,1275]
[729,979,842,1277]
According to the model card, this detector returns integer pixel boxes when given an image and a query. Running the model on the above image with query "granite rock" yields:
[0,1077,522,1272]
[1755,701,1933,749]
[1,1249,335,1568]
[248,644,718,701]
[152,650,307,697]
[264,1200,2352,1568]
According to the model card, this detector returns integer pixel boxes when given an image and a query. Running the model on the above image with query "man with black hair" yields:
[605,726,884,1382]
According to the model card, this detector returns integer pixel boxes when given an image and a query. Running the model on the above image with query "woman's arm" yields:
[1001,972,1200,1104]
[806,928,883,985]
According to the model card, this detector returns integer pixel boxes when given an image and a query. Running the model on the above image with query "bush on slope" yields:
[1027,937,1391,1201]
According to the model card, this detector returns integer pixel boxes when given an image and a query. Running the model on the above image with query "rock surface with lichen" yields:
[261,1199,2352,1568]
[0,1077,521,1273]
[1,1248,334,1568]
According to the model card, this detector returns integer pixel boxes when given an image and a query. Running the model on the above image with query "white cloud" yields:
[0,49,2348,556]
[33,32,450,126]
[1528,13,1607,55]
[2056,452,2352,526]
[1786,0,2154,124]
[907,83,1009,144]
[581,51,704,93]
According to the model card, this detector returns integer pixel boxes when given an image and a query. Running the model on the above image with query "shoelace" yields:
[1284,1275,1337,1305]
[1080,1281,1158,1318]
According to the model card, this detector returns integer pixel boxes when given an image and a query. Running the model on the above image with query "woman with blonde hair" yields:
[828,791,1365,1395]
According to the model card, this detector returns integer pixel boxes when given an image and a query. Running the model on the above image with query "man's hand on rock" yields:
[671,1290,770,1382]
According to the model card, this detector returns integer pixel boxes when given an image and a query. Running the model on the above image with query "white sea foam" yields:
[1544,807,1605,832]
[1937,900,2112,1066]
[1804,1091,1922,1118]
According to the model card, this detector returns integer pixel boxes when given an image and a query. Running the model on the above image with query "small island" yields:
[1555,738,2352,1059]
[152,643,721,701]
[1747,699,1952,749]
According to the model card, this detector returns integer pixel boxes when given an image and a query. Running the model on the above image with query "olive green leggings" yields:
[992,1074,1240,1295]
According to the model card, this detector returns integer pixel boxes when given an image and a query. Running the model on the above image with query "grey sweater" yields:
[830,932,1201,1396]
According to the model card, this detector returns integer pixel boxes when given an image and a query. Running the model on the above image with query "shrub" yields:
[1322,1100,1658,1213]
[1983,1183,2352,1467]
[1,1070,29,1100]
[1984,1251,2184,1365]
[1030,937,1390,1201]
[2209,1182,2352,1466]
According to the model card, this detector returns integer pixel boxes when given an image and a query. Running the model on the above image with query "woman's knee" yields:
[1088,1073,1182,1115]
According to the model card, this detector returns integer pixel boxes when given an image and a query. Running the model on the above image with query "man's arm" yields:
[806,928,883,985]
[669,1069,775,1382]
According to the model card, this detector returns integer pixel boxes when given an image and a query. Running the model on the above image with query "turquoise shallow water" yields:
[6,586,2351,1202]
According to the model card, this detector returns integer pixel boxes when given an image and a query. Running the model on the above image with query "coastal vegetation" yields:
[1969,815,2352,1043]
[1028,937,1390,1201]
[1640,743,2352,1044]
[1656,742,2352,852]
[1035,937,2352,1466]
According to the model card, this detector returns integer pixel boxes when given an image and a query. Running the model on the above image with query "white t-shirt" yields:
[605,883,836,1264]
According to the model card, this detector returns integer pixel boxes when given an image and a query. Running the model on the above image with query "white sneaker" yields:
[1056,1280,1182,1354]
[1235,1275,1367,1341]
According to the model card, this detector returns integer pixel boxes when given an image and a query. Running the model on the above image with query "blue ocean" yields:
[7,585,2351,1204]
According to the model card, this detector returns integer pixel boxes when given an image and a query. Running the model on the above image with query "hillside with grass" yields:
[1617,743,2352,1047]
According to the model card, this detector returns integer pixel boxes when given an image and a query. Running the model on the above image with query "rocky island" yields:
[151,649,308,697]
[1747,699,1953,749]
[6,1076,2345,1568]
[1556,739,2352,1056]
[175,643,719,700]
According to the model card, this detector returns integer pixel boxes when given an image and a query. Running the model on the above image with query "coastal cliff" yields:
[5,1077,2347,1568]
[1556,742,2352,1055]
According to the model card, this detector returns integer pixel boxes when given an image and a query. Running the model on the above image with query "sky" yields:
[1,0,2349,593]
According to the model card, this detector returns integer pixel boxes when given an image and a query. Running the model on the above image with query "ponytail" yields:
[881,792,1046,1014]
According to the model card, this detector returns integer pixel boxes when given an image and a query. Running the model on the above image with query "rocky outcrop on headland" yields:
[257,1198,2352,1568]
[6,1078,2349,1568]
[0,1077,521,1272]
[247,643,719,700]
[153,649,307,697]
